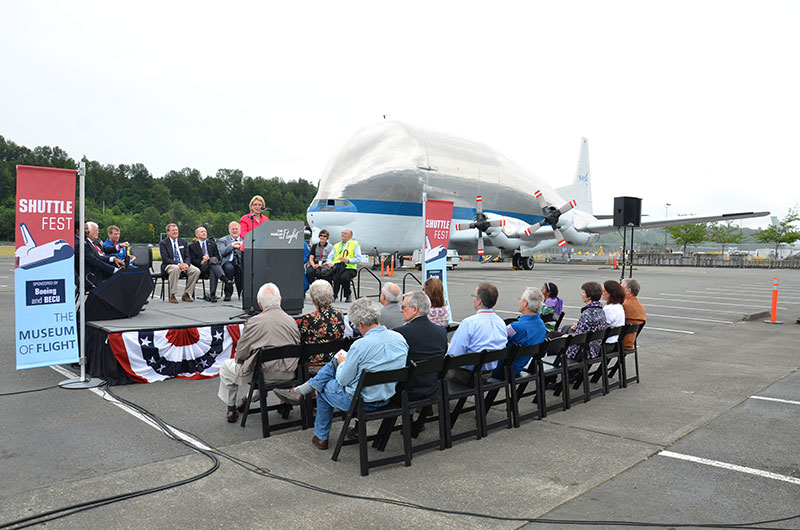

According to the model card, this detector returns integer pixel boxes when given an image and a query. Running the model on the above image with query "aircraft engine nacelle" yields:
[561,226,599,246]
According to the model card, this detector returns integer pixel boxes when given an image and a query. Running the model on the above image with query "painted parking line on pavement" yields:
[682,290,800,305]
[650,295,788,310]
[561,317,694,334]
[750,396,800,406]
[48,364,212,451]
[639,303,762,316]
[659,450,800,486]
[558,305,735,324]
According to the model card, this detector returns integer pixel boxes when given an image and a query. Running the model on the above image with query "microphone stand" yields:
[230,211,262,320]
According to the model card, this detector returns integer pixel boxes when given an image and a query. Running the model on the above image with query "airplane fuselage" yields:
[307,121,581,256]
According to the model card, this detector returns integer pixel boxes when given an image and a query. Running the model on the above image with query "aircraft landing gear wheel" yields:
[512,254,521,269]
[521,256,534,270]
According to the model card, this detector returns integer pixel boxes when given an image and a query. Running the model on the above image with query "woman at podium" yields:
[240,195,269,236]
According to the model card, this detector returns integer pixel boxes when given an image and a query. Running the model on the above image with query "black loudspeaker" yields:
[613,196,642,227]
[242,221,305,315]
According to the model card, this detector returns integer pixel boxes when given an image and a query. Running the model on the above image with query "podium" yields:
[242,221,305,315]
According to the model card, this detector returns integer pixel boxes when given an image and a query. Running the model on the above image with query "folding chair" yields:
[538,336,570,417]
[240,344,309,438]
[479,348,514,436]
[373,357,448,457]
[303,337,356,376]
[331,366,413,476]
[593,326,623,393]
[441,352,484,447]
[557,332,589,408]
[620,321,645,387]
[570,329,608,402]
[129,245,161,299]
[506,342,547,426]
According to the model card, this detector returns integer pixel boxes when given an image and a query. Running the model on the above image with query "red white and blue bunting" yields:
[108,324,242,383]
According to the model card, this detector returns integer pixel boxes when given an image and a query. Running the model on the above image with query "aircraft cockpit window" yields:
[327,199,335,206]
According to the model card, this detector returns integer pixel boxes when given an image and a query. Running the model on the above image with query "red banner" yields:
[424,199,454,251]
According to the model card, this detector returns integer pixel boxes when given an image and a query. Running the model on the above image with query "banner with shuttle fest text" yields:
[15,165,79,369]
[423,199,454,321]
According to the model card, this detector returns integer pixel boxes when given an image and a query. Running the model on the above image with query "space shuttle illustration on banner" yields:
[15,222,74,270]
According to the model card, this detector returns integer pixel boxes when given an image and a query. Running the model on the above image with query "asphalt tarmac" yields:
[1,260,799,529]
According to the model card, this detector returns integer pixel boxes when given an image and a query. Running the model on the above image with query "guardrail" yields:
[633,253,800,269]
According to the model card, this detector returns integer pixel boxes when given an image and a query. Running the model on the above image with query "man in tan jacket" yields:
[621,278,646,351]
[217,282,301,423]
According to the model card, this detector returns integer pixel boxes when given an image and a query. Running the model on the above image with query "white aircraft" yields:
[306,121,769,269]
[15,223,74,270]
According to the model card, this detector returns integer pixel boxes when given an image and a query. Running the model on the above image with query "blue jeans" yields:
[310,361,388,440]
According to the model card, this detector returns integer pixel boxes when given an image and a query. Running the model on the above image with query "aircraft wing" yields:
[584,211,770,234]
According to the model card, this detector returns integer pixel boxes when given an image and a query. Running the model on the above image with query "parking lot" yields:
[1,259,799,529]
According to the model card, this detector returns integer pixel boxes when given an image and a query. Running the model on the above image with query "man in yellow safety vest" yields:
[326,228,364,302]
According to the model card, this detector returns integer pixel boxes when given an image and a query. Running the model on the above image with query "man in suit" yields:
[188,226,229,303]
[159,223,200,303]
[83,221,123,286]
[217,221,244,301]
[395,291,447,402]
[217,283,301,423]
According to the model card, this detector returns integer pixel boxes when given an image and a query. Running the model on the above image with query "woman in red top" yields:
[240,195,269,236]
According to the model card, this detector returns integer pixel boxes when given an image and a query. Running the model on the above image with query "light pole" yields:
[664,203,671,250]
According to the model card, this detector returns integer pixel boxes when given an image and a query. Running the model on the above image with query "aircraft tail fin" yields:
[556,137,593,215]
[19,223,36,247]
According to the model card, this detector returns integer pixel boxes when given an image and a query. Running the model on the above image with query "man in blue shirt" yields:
[275,298,408,450]
[494,287,547,378]
[447,282,507,385]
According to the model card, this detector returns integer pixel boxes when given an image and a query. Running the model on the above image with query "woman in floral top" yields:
[296,280,345,373]
[564,281,607,359]
[423,277,449,327]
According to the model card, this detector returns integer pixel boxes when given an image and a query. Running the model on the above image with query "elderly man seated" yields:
[446,282,507,385]
[493,287,547,378]
[395,291,447,401]
[379,282,404,329]
[275,298,408,450]
[217,283,301,423]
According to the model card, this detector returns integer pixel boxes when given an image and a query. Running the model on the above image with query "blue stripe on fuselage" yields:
[308,199,544,225]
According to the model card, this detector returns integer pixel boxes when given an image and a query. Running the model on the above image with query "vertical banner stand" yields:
[60,161,106,389]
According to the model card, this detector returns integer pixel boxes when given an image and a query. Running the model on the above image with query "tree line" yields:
[664,209,800,255]
[0,135,318,243]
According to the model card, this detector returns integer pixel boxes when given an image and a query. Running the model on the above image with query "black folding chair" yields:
[593,326,623,393]
[570,329,607,402]
[129,245,160,299]
[373,357,448,457]
[441,352,484,448]
[538,336,570,417]
[506,342,547,426]
[331,366,413,476]
[557,332,589,408]
[478,348,514,436]
[620,321,645,387]
[240,344,308,438]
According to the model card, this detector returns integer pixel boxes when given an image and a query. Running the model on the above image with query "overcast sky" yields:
[2,1,797,228]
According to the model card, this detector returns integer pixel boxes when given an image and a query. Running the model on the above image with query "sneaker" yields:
[273,388,304,405]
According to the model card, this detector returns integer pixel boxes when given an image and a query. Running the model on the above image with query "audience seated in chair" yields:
[379,282,405,329]
[217,221,244,301]
[395,291,448,401]
[446,282,507,385]
[493,287,547,378]
[159,223,200,304]
[621,278,646,351]
[540,282,564,332]
[188,226,230,303]
[217,283,301,423]
[296,280,346,374]
[564,281,607,360]
[274,298,408,450]
[602,280,626,345]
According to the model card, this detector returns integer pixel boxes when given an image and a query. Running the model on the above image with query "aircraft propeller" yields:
[454,195,505,255]
[522,190,577,248]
